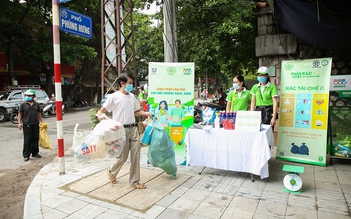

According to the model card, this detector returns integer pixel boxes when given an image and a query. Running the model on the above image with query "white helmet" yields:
[51,94,55,97]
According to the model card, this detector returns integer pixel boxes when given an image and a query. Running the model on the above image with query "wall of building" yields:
[256,7,351,108]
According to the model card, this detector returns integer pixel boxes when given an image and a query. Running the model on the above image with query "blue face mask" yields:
[258,76,267,83]
[125,84,133,93]
[233,83,240,90]
[25,97,33,102]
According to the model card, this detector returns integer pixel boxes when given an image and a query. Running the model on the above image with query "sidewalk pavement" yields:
[24,142,351,219]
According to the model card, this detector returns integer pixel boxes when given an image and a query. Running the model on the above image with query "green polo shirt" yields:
[170,107,185,125]
[226,88,252,112]
[250,82,278,106]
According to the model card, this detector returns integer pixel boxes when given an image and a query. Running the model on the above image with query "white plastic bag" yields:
[73,118,126,162]
[92,119,125,142]
[106,135,126,158]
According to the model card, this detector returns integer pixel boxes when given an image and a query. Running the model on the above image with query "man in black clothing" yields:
[18,89,43,162]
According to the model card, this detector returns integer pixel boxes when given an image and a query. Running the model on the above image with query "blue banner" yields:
[59,7,92,39]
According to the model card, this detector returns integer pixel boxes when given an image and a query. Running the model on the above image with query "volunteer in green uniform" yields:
[226,75,251,112]
[250,66,278,126]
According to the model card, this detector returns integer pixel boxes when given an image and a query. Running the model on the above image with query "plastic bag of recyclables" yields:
[72,115,126,162]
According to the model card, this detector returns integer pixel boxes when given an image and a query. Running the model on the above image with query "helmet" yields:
[51,94,55,97]
[256,66,269,74]
[24,89,36,96]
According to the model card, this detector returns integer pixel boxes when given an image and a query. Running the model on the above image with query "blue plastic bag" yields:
[147,118,177,177]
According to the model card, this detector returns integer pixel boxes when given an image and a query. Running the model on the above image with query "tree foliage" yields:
[0,0,258,98]
[176,0,258,86]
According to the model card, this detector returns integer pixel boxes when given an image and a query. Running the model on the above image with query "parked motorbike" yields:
[72,98,88,108]
[42,101,65,118]
[198,101,226,111]
[194,103,203,124]
[10,107,19,124]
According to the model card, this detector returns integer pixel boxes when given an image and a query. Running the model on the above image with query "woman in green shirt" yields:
[250,66,278,126]
[226,75,252,112]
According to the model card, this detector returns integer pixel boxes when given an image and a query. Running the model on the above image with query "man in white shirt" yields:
[97,73,151,189]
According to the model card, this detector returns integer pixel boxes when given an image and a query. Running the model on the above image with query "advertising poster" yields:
[148,62,195,164]
[277,58,332,166]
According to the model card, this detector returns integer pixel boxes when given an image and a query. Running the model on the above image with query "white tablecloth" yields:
[185,125,274,179]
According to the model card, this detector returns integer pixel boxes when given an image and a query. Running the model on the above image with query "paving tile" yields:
[115,173,190,211]
[93,208,129,219]
[42,208,69,219]
[221,208,255,219]
[67,170,111,194]
[228,196,259,212]
[156,193,181,208]
[256,200,287,218]
[130,205,165,219]
[316,199,349,215]
[55,198,90,214]
[155,208,190,219]
[288,194,316,210]
[317,211,351,219]
[316,189,345,202]
[168,196,201,213]
[188,214,213,219]
[41,194,74,209]
[285,205,317,219]
[181,188,210,202]
[315,180,343,192]
[70,204,108,219]
[191,192,232,218]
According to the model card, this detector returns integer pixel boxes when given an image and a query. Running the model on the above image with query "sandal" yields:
[106,168,117,184]
[131,183,146,189]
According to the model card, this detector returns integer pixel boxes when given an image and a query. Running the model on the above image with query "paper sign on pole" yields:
[235,111,261,132]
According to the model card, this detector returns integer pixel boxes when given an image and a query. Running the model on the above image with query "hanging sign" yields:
[59,7,92,39]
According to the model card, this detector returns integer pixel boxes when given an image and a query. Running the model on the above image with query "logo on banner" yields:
[167,67,176,75]
[183,68,192,75]
[284,62,294,70]
[321,59,329,66]
[333,78,348,88]
[151,68,157,75]
[312,60,321,68]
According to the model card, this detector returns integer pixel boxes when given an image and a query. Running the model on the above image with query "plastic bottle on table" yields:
[215,115,220,129]
[219,111,224,128]
[223,112,228,129]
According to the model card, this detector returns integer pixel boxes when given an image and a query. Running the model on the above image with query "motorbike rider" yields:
[50,94,56,114]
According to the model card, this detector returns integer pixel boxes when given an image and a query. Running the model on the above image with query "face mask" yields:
[125,84,133,93]
[233,83,240,90]
[25,97,33,102]
[258,76,267,83]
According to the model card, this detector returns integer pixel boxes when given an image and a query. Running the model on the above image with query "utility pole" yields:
[163,0,178,62]
[101,0,137,98]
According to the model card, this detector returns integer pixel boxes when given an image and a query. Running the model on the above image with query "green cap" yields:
[24,89,36,96]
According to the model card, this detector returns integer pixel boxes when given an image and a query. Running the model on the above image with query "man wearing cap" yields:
[250,66,278,126]
[18,89,43,162]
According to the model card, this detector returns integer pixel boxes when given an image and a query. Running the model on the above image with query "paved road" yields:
[0,109,93,176]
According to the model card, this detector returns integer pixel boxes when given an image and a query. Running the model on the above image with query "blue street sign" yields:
[58,0,71,3]
[59,7,92,39]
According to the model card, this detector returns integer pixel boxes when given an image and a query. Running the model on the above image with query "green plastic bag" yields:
[147,118,177,178]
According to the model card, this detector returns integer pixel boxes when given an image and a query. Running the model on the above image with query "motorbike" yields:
[198,101,226,111]
[42,101,65,118]
[72,98,88,108]
[10,107,19,124]
[194,103,203,123]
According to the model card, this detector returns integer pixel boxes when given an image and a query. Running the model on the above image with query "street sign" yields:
[58,0,71,3]
[59,7,92,39]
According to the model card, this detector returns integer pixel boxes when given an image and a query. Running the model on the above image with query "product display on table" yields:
[185,125,274,179]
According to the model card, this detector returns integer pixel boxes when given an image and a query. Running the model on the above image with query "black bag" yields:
[264,107,273,124]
